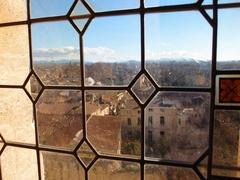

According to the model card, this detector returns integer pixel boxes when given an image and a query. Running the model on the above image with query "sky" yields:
[31,0,240,62]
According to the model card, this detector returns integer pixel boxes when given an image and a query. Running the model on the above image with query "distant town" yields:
[27,59,240,179]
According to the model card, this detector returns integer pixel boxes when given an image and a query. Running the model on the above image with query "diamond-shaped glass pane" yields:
[71,0,91,32]
[25,73,42,101]
[71,0,90,16]
[131,74,155,104]
[77,141,96,167]
[73,18,89,32]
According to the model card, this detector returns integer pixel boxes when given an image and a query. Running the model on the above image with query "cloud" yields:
[33,47,79,61]
[33,46,210,62]
[84,47,119,62]
[33,46,137,62]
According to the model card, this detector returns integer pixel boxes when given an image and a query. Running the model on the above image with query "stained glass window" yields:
[0,0,240,180]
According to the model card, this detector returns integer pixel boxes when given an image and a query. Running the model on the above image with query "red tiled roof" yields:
[87,115,121,154]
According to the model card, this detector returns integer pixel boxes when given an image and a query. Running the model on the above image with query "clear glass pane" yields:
[71,0,90,16]
[89,159,140,180]
[219,0,240,3]
[213,110,240,178]
[36,90,83,150]
[77,141,96,167]
[32,21,81,86]
[144,164,199,180]
[86,0,139,12]
[40,151,85,180]
[145,0,197,7]
[0,0,27,23]
[203,0,212,4]
[73,18,89,32]
[131,74,156,104]
[1,147,38,180]
[25,73,43,101]
[145,92,210,162]
[145,12,212,87]
[217,8,240,70]
[86,90,141,158]
[0,89,35,144]
[31,0,74,18]
[84,15,140,86]
[0,25,29,85]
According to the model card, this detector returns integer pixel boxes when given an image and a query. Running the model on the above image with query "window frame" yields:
[0,0,240,180]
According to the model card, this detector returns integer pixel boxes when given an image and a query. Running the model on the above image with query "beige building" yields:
[145,105,179,144]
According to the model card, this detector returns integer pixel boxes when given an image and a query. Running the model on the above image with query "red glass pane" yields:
[219,78,240,103]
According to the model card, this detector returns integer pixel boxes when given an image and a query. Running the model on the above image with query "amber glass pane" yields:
[145,92,210,162]
[219,78,240,103]
[40,151,85,180]
[145,12,212,87]
[32,21,81,86]
[0,25,29,85]
[0,89,35,144]
[86,90,141,158]
[144,164,199,180]
[36,90,83,150]
[0,0,27,23]
[88,159,140,180]
[84,15,140,86]
[1,147,38,180]
[213,110,240,178]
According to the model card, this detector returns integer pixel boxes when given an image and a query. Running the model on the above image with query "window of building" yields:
[127,118,132,126]
[0,0,239,180]
[137,117,141,126]
[148,116,153,127]
[160,116,165,126]
[160,131,165,136]
[148,130,153,143]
